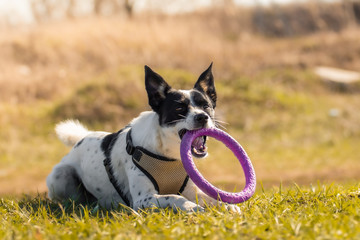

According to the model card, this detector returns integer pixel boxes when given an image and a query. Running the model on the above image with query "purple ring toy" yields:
[180,128,256,204]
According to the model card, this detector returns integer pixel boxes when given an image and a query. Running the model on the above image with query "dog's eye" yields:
[176,106,184,111]
[203,104,210,109]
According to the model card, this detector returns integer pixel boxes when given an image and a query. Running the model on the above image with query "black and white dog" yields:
[47,64,240,213]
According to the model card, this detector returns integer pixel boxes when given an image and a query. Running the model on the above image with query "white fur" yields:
[55,120,90,146]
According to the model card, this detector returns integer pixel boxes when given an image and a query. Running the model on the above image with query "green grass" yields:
[1,184,359,239]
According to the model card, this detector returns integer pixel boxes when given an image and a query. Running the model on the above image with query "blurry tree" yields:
[93,0,103,15]
[93,0,134,17]
[66,0,75,18]
[124,0,134,17]
[30,0,134,22]
[30,0,55,22]
[343,0,357,25]
[30,0,78,22]
[27,0,360,33]
[252,1,359,37]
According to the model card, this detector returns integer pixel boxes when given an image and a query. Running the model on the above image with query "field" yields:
[1,3,360,239]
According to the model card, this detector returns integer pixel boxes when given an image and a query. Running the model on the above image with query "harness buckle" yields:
[126,140,135,155]
[126,129,135,155]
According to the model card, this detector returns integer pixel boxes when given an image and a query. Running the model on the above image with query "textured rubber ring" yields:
[180,128,256,203]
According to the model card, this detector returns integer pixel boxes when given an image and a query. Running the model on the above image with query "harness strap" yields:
[103,128,131,207]
[126,129,189,195]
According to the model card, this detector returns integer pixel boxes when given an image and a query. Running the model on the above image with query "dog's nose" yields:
[194,113,209,126]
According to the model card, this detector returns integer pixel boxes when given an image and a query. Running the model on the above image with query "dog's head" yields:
[145,63,217,158]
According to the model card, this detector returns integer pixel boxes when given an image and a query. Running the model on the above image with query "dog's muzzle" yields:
[179,129,208,158]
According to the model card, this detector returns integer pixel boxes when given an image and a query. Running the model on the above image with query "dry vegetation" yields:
[0,2,360,196]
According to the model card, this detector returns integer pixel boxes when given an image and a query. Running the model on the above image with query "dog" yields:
[47,64,240,213]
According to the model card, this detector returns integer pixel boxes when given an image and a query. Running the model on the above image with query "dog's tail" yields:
[55,120,90,147]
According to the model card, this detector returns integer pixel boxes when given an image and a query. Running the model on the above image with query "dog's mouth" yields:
[179,129,208,158]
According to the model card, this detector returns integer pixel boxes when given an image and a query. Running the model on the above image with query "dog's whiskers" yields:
[213,118,228,130]
[213,118,229,125]
[215,122,227,130]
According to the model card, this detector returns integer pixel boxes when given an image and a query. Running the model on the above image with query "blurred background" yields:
[0,0,359,196]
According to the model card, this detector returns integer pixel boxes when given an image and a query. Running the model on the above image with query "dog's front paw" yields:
[181,202,205,213]
[223,204,241,214]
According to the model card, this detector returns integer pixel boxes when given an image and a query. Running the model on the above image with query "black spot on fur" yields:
[165,196,170,200]
[74,139,84,148]
[101,131,120,157]
[138,191,141,196]
[96,187,102,192]
[55,175,61,180]
[158,91,190,126]
[191,90,215,117]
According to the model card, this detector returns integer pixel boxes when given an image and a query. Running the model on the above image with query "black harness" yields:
[102,128,132,206]
[103,128,189,207]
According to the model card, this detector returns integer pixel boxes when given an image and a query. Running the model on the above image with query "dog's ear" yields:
[194,63,217,108]
[145,65,171,112]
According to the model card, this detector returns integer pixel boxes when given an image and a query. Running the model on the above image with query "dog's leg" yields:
[47,164,97,205]
[133,193,204,212]
[181,180,241,213]
[127,169,203,212]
